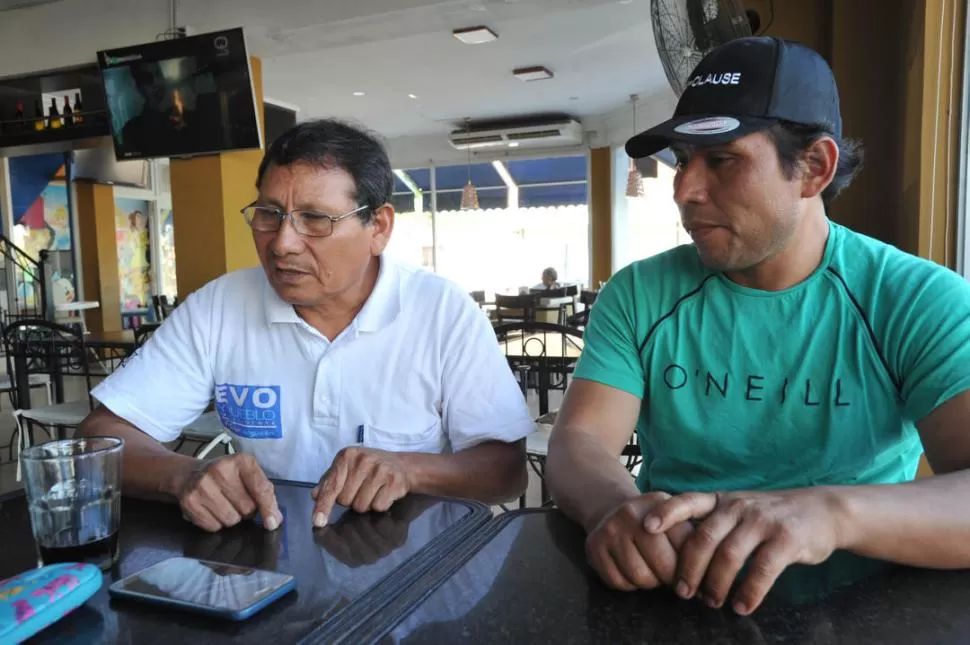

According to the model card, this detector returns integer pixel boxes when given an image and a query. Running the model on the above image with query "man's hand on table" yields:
[585,491,694,591]
[173,453,283,533]
[311,446,411,528]
[643,488,845,615]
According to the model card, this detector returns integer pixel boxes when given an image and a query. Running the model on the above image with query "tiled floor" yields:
[0,378,565,510]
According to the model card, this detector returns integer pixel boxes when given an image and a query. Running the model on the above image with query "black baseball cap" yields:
[626,37,842,158]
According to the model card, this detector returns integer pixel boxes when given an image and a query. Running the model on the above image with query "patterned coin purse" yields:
[0,563,102,643]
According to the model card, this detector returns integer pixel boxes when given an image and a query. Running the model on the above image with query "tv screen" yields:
[98,27,262,161]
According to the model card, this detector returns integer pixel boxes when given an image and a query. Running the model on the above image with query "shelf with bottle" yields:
[0,103,110,149]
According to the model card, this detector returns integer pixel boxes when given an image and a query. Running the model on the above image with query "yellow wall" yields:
[75,182,121,335]
[589,148,613,286]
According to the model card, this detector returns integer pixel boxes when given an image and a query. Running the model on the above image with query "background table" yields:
[0,480,489,644]
[364,509,970,645]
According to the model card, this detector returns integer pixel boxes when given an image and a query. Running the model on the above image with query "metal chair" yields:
[174,410,235,459]
[2,319,100,479]
[493,293,540,324]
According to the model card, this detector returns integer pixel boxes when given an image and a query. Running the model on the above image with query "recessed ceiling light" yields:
[508,142,520,148]
[453,25,498,44]
[513,66,554,82]
[353,91,365,96]
[408,93,418,99]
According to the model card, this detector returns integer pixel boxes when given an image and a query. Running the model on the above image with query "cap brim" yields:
[625,114,778,159]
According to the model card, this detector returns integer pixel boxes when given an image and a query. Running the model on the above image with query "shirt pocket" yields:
[363,419,446,454]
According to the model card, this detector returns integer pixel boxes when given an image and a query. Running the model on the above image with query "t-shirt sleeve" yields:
[889,265,970,422]
[573,268,645,398]
[91,289,215,442]
[440,291,535,452]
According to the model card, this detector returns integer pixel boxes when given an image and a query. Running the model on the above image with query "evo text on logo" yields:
[215,383,283,439]
[687,72,742,88]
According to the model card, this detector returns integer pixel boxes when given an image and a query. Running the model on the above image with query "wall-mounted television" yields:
[97,27,262,161]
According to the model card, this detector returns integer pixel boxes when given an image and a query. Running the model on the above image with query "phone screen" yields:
[113,557,294,613]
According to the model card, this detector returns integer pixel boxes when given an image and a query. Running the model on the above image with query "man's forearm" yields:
[833,469,970,568]
[399,440,527,504]
[76,407,198,503]
[547,429,641,532]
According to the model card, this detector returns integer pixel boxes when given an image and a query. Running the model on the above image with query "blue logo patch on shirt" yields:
[215,383,282,439]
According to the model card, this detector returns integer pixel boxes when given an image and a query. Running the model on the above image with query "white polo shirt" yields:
[92,258,534,483]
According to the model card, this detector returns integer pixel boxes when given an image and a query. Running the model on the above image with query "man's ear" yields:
[369,204,395,255]
[800,136,838,200]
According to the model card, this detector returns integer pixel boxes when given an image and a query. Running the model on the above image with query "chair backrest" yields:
[539,285,580,299]
[494,293,540,323]
[493,321,584,415]
[469,290,486,306]
[133,322,161,349]
[153,295,178,321]
[1,318,97,410]
[580,289,598,306]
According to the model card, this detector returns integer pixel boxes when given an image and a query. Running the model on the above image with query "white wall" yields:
[0,0,172,77]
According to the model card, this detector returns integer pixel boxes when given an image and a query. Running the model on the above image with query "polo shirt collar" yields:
[263,256,401,333]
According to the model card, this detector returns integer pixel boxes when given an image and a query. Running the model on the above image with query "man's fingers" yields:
[633,532,678,586]
[613,539,661,589]
[353,475,387,514]
[371,483,404,513]
[314,456,349,528]
[701,518,766,609]
[215,472,258,519]
[238,458,281,530]
[731,540,793,615]
[336,458,371,509]
[666,520,695,551]
[196,478,243,527]
[586,543,637,592]
[675,510,741,600]
[181,496,223,533]
[644,492,719,533]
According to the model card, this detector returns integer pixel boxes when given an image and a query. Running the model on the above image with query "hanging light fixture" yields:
[459,117,480,210]
[626,94,645,198]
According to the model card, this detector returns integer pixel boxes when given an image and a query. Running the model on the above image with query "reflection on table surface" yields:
[0,483,477,645]
[386,510,970,645]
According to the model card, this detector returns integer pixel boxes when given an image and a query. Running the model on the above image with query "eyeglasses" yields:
[240,203,369,238]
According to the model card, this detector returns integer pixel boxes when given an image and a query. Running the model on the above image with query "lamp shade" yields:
[460,181,480,210]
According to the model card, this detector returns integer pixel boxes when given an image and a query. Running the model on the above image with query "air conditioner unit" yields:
[448,116,584,151]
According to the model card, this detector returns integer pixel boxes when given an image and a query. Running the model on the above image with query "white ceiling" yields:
[232,0,673,138]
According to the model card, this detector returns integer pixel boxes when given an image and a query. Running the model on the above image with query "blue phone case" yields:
[107,557,296,621]
[0,563,103,643]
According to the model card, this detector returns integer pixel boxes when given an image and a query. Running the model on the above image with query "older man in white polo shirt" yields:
[77,119,533,533]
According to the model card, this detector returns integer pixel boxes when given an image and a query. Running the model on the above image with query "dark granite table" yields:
[0,480,489,644]
[363,509,970,645]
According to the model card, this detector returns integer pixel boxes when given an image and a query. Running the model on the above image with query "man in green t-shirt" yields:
[547,36,970,616]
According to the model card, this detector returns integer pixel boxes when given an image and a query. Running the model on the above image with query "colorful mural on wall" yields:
[17,183,71,256]
[115,197,152,312]
[12,183,74,309]
[158,207,177,298]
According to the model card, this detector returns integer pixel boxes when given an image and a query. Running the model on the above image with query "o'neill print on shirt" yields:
[215,383,283,438]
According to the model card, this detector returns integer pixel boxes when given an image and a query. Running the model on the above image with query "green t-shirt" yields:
[576,220,970,494]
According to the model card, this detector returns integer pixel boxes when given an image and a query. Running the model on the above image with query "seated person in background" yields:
[548,36,970,616]
[532,267,561,291]
[77,119,533,533]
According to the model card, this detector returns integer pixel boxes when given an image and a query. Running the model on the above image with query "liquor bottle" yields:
[48,97,62,129]
[33,99,46,131]
[62,96,73,127]
[72,93,83,125]
[12,100,25,133]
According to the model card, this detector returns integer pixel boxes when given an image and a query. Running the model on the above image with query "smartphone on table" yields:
[108,556,296,621]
